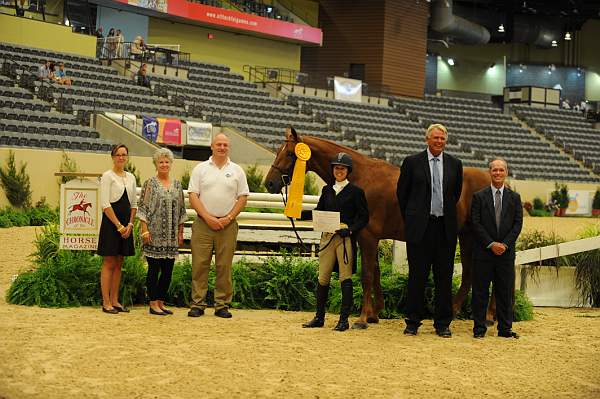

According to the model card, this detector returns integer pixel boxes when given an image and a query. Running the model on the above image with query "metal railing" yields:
[96,40,190,67]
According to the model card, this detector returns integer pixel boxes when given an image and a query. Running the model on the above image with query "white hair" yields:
[153,147,174,166]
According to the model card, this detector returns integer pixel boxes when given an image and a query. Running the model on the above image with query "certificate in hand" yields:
[312,210,340,233]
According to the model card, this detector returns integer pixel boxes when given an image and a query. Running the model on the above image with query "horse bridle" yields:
[270,139,297,188]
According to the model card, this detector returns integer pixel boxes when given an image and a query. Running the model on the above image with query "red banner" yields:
[157,117,182,145]
[115,0,322,45]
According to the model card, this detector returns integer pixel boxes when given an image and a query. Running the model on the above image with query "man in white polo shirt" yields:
[187,133,249,318]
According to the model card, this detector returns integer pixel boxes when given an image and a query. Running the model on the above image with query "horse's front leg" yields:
[353,237,379,328]
[453,232,472,314]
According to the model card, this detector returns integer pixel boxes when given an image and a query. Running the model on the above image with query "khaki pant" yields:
[190,217,238,310]
[318,233,353,286]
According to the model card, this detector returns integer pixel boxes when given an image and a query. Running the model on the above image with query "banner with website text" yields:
[113,0,322,45]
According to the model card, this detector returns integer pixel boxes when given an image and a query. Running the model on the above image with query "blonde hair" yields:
[152,147,174,166]
[425,123,448,139]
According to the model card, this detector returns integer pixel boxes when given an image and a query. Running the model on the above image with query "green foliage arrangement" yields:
[570,223,600,307]
[304,172,319,195]
[550,183,569,209]
[532,197,545,210]
[0,150,32,209]
[592,189,600,210]
[0,199,58,228]
[517,229,565,267]
[57,151,79,186]
[245,164,267,193]
[124,161,141,186]
[514,289,534,321]
[180,168,191,190]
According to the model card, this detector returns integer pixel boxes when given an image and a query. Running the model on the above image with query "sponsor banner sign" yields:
[60,179,102,250]
[113,0,322,45]
[334,76,362,103]
[142,115,159,142]
[186,121,212,146]
[126,0,168,13]
[566,190,591,215]
[105,112,137,131]
[157,117,182,145]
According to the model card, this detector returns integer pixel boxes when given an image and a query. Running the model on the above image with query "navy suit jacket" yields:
[470,186,523,262]
[396,150,463,243]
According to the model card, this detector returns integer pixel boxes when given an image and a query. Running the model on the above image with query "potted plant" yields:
[592,188,600,217]
[550,183,569,216]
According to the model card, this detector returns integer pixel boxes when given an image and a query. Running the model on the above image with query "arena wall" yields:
[147,18,302,75]
[0,14,96,58]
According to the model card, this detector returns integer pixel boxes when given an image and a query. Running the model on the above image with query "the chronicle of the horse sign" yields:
[59,178,102,250]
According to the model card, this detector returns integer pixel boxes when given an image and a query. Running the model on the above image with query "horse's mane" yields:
[303,135,397,169]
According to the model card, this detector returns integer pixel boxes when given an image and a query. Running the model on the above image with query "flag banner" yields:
[142,115,159,142]
[334,76,362,103]
[186,121,212,146]
[156,118,182,145]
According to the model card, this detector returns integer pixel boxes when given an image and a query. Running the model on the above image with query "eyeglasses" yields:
[113,154,128,158]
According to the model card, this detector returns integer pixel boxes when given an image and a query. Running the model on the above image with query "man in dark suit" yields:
[471,158,523,339]
[397,123,463,338]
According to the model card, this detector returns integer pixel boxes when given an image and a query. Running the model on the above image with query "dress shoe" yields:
[498,330,519,339]
[160,308,173,315]
[474,331,486,339]
[102,306,118,314]
[302,317,325,328]
[333,320,349,331]
[113,305,130,313]
[403,325,418,335]
[187,307,204,317]
[435,327,452,338]
[149,308,167,316]
[214,308,232,318]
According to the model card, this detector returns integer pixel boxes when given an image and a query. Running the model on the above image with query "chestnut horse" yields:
[264,131,491,327]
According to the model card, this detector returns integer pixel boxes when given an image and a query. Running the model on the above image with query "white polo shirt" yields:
[188,157,250,217]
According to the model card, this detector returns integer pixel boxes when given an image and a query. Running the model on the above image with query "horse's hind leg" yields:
[353,237,378,328]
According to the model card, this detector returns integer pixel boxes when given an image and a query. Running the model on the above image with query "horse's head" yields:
[264,127,302,194]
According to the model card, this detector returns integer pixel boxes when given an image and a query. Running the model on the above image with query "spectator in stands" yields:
[138,148,187,316]
[54,62,72,86]
[47,61,57,82]
[115,29,125,57]
[187,133,249,319]
[562,98,571,109]
[38,60,50,80]
[302,151,369,332]
[105,28,116,58]
[96,26,104,38]
[131,35,147,60]
[97,144,137,314]
[137,63,151,88]
[396,123,463,338]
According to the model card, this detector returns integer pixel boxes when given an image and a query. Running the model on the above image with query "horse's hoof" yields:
[352,322,368,330]
[485,320,495,327]
[366,316,379,324]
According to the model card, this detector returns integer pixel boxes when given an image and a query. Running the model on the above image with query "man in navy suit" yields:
[397,123,463,338]
[471,158,523,339]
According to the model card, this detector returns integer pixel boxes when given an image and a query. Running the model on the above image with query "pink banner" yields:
[157,118,182,145]
[115,0,322,45]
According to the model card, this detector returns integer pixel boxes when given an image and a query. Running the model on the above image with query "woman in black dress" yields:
[98,144,137,314]
[303,152,369,331]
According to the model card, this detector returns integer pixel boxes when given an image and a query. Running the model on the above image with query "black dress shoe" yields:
[498,330,519,339]
[435,327,452,338]
[149,308,167,316]
[302,317,325,328]
[214,308,232,318]
[474,331,486,339]
[102,307,118,314]
[403,325,418,335]
[333,321,349,331]
[187,307,204,317]
[113,305,130,313]
[161,308,173,315]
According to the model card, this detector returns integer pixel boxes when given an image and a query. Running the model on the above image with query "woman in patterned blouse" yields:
[138,148,188,315]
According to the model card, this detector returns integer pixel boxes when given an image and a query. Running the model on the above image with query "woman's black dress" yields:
[97,190,134,256]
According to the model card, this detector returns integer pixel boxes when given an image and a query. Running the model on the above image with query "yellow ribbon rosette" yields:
[284,143,311,219]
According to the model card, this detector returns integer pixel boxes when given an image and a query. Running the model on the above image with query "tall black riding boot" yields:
[334,279,353,331]
[302,283,329,328]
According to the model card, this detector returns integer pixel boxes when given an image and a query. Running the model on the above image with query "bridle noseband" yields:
[270,139,297,187]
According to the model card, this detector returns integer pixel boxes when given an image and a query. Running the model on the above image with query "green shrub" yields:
[167,257,193,307]
[532,197,545,210]
[550,182,569,209]
[57,151,79,186]
[304,172,319,195]
[514,290,534,321]
[180,168,191,190]
[245,164,266,193]
[124,161,141,186]
[529,209,552,217]
[0,150,32,209]
[593,189,600,210]
[570,223,600,307]
[517,229,565,267]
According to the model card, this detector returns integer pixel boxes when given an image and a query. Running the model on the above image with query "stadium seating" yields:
[394,95,597,182]
[512,105,600,174]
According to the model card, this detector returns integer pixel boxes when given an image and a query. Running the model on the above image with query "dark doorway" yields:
[349,63,365,81]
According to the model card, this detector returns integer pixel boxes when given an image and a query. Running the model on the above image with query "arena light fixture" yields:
[447,58,455,66]
[564,32,572,40]
[498,24,505,33]
[551,40,558,47]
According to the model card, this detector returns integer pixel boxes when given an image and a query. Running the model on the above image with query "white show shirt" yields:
[188,157,250,217]
[100,170,138,210]
[333,179,349,195]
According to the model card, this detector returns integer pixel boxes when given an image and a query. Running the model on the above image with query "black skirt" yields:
[97,190,135,256]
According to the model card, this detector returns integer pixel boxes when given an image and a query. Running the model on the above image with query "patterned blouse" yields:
[137,176,188,259]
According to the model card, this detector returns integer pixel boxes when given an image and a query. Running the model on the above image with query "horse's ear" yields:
[289,126,300,142]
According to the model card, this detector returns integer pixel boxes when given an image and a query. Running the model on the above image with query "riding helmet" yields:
[330,152,353,174]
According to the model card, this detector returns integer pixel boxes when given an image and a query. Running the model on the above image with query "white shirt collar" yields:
[208,156,230,168]
[491,185,505,195]
[333,179,349,194]
[427,148,443,161]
